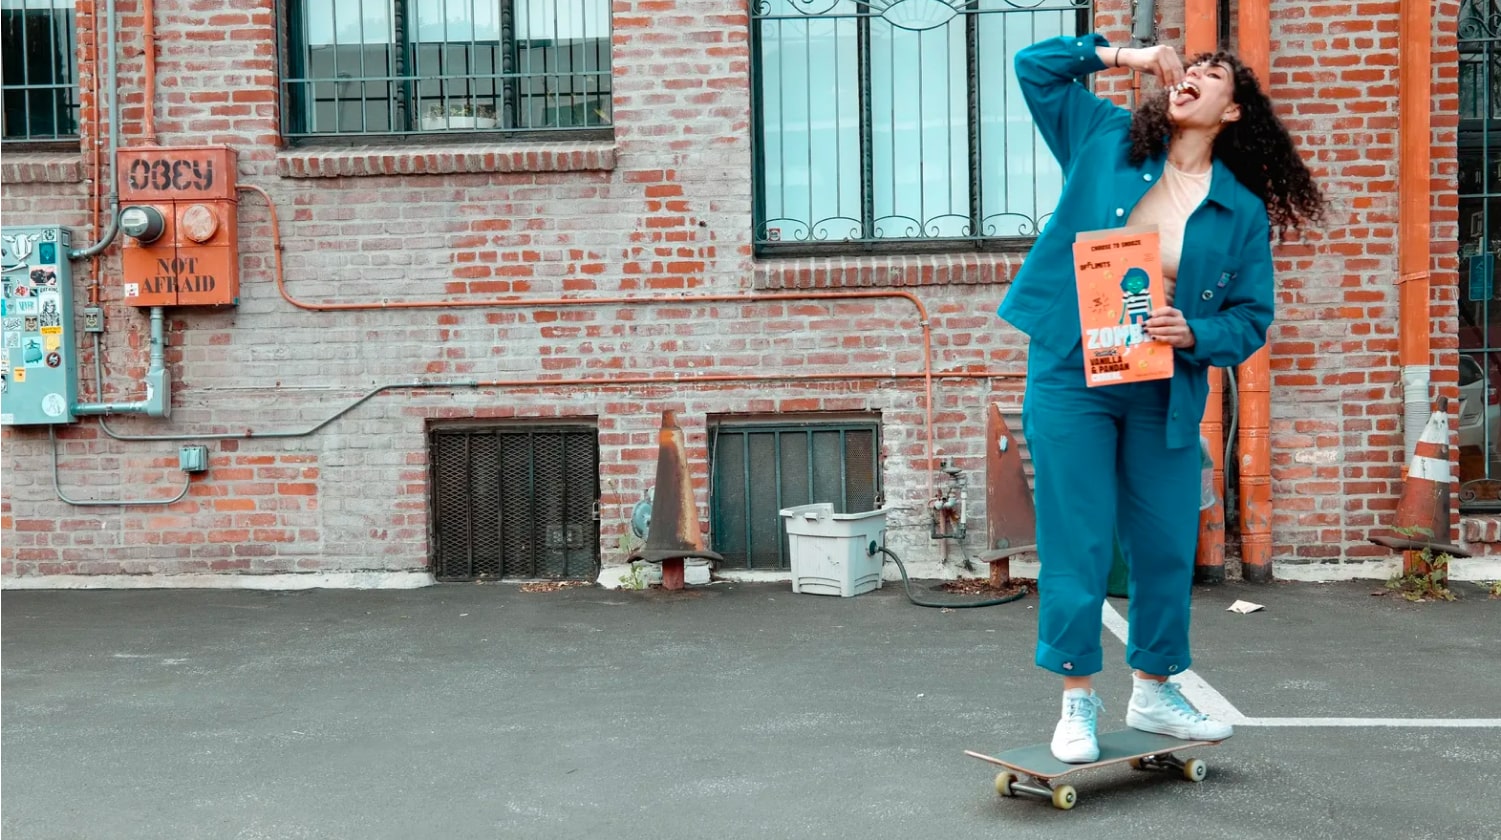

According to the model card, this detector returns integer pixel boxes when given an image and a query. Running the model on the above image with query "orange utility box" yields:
[118,146,239,307]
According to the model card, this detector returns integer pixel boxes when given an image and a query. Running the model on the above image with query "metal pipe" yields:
[1397,0,1434,573]
[1236,0,1274,583]
[75,307,170,417]
[142,0,158,144]
[70,0,120,260]
[94,370,1023,443]
[50,425,191,507]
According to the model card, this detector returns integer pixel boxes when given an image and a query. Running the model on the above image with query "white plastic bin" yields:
[779,503,888,597]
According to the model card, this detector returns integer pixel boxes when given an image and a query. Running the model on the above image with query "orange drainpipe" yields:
[1237,0,1274,583]
[1397,0,1434,574]
[235,185,1029,504]
[1187,0,1226,583]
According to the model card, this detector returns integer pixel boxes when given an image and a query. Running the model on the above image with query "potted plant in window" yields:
[421,101,499,131]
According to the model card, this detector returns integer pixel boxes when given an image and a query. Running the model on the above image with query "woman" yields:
[998,34,1326,763]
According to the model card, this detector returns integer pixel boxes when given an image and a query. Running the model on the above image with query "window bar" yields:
[839,429,849,512]
[804,16,814,240]
[1484,33,1493,480]
[45,0,61,138]
[357,0,369,133]
[578,0,589,126]
[749,11,768,239]
[550,0,561,127]
[298,0,312,133]
[17,0,33,138]
[858,11,874,241]
[331,0,343,133]
[741,432,753,569]
[395,0,411,131]
[966,2,982,240]
[529,430,541,577]
[775,431,787,570]
[502,0,517,129]
[463,434,475,579]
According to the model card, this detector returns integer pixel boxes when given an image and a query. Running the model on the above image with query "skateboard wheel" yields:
[994,772,1015,797]
[1183,758,1207,782]
[1128,758,1146,771]
[1051,785,1077,810]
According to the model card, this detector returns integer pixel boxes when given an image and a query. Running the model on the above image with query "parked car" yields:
[1457,353,1500,455]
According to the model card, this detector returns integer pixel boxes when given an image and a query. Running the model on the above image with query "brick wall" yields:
[0,0,1473,582]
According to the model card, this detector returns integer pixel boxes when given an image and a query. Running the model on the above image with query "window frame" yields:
[748,0,1093,257]
[0,0,81,148]
[276,0,614,148]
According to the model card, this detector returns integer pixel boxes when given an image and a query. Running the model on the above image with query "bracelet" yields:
[1115,46,1122,67]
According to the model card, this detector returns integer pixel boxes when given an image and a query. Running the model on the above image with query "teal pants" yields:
[1022,340,1202,678]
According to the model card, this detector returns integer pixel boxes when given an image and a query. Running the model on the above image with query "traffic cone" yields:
[1370,397,1470,560]
[628,409,723,590]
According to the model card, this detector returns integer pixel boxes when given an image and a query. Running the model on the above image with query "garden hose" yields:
[872,544,1029,609]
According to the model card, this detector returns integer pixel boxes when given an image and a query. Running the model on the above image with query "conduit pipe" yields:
[1236,0,1274,583]
[74,307,171,417]
[70,0,120,260]
[49,425,190,507]
[235,184,1026,504]
[1186,0,1226,583]
[1397,0,1434,572]
[142,0,158,144]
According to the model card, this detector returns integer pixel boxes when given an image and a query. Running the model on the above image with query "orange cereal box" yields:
[1072,224,1174,387]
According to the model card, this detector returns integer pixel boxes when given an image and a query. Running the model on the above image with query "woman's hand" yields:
[1116,45,1185,88]
[1146,306,1196,349]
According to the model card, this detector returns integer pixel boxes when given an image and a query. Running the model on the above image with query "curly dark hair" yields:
[1128,51,1328,240]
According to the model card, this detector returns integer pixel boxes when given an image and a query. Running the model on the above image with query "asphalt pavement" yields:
[3,578,1498,839]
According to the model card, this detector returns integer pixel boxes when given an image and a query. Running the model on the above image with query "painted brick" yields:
[0,0,1479,582]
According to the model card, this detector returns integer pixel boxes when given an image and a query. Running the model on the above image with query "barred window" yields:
[750,0,1089,253]
[1,0,79,144]
[281,0,611,141]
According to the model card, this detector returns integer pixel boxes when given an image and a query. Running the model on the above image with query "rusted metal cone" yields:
[629,409,723,589]
[1370,397,1470,559]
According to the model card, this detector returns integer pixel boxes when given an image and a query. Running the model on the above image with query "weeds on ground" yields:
[1385,547,1456,602]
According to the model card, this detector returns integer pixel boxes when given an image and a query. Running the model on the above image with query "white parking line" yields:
[1098,602,1501,729]
[1099,601,1248,724]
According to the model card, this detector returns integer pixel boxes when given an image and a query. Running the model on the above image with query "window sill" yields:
[1,151,85,184]
[752,251,1021,290]
[275,141,616,178]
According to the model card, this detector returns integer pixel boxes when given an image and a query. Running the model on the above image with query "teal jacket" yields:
[998,33,1275,450]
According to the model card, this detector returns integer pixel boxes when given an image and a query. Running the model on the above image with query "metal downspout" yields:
[1237,0,1274,583]
[1187,0,1227,584]
[1397,0,1435,570]
[69,0,120,260]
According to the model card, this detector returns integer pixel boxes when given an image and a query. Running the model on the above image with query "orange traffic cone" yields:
[1370,397,1470,560]
[628,409,723,590]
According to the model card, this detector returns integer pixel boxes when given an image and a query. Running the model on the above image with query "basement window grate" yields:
[430,424,599,581]
[710,420,882,571]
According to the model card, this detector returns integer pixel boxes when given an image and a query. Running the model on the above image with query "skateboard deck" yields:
[965,729,1222,810]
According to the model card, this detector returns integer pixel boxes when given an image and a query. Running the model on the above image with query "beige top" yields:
[1126,162,1213,306]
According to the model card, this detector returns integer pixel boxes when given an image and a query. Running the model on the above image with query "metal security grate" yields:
[430,425,599,580]
[710,421,882,570]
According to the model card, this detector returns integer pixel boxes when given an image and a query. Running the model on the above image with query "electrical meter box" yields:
[1,226,77,426]
[118,145,239,307]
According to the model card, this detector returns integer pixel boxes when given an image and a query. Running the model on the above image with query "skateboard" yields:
[965,729,1222,810]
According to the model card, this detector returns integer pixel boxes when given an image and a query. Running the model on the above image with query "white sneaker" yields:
[1050,689,1103,763]
[1127,677,1234,741]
